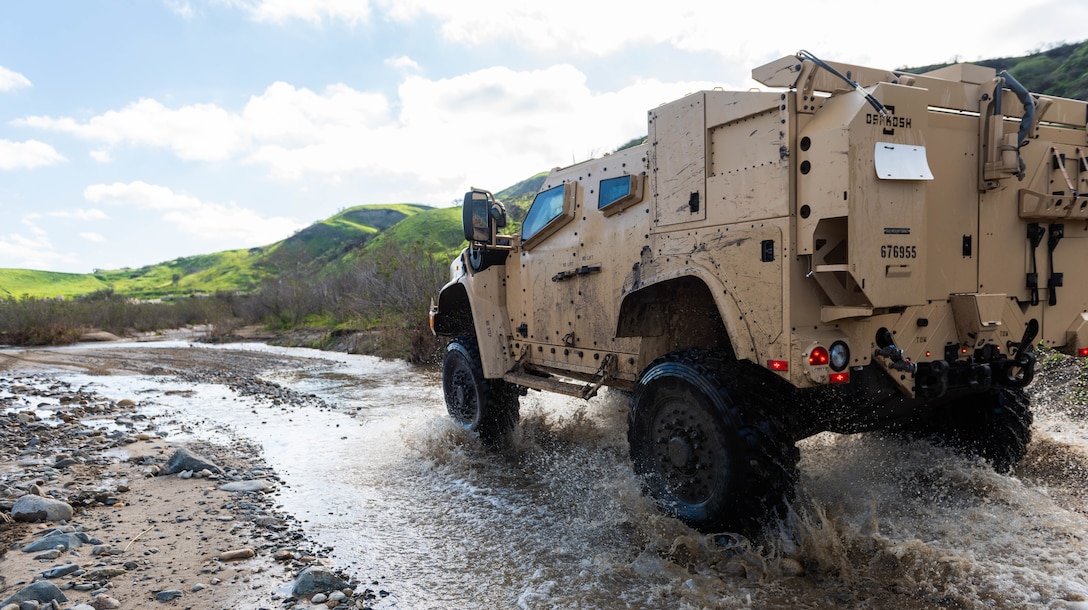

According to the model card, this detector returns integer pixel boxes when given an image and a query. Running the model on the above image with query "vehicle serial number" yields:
[880,244,918,259]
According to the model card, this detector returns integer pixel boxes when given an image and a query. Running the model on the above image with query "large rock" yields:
[164,447,222,475]
[0,581,68,608]
[220,480,273,493]
[21,531,90,552]
[292,566,350,596]
[11,495,74,523]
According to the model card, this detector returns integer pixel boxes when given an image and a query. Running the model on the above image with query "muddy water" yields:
[18,343,1088,608]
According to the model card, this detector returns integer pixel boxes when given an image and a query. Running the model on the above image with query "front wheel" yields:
[442,337,519,445]
[628,351,798,534]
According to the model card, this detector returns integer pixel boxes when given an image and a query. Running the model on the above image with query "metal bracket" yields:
[581,353,617,400]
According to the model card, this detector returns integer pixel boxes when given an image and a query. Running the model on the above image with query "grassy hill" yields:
[0,269,110,300]
[905,40,1088,100]
[0,203,445,300]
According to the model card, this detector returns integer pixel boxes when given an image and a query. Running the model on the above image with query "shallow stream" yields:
[9,342,1088,609]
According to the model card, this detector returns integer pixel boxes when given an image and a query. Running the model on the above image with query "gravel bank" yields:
[0,345,388,610]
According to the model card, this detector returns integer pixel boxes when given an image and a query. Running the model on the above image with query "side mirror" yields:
[462,189,508,244]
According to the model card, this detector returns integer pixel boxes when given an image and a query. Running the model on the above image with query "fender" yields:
[616,265,758,363]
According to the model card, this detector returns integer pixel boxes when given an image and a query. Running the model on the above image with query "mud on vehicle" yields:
[430,51,1088,534]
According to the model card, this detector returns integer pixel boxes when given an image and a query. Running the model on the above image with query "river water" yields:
[11,342,1088,609]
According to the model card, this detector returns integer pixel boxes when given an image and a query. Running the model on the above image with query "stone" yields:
[292,566,349,596]
[83,568,126,580]
[21,531,89,553]
[163,448,222,476]
[311,593,327,604]
[0,582,68,608]
[219,480,273,493]
[41,563,80,579]
[154,590,182,602]
[78,331,121,343]
[11,496,74,523]
[89,595,121,610]
[218,548,255,561]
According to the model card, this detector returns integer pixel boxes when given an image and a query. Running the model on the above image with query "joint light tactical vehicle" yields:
[430,51,1088,533]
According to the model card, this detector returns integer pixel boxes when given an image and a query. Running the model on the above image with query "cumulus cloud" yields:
[163,0,196,18]
[80,232,107,243]
[384,56,421,73]
[229,0,1088,75]
[21,63,710,197]
[0,65,32,92]
[0,227,78,272]
[49,208,109,221]
[229,0,372,25]
[0,139,66,170]
[18,99,246,162]
[83,181,305,244]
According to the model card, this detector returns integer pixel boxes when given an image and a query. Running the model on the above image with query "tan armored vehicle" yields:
[430,51,1088,533]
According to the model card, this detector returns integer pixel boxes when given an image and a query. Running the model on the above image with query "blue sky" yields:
[1,0,1085,273]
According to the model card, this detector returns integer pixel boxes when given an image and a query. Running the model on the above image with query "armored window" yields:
[521,182,576,246]
[597,174,644,216]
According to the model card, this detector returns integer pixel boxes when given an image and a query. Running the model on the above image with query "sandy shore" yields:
[0,341,383,610]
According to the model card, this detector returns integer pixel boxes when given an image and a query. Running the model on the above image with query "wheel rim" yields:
[445,361,480,426]
[646,389,727,505]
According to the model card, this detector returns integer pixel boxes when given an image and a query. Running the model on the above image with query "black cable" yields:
[797,50,888,117]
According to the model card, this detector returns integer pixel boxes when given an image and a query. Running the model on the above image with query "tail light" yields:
[808,346,830,366]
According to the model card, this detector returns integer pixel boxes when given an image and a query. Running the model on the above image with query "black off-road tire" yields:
[923,387,1032,473]
[627,350,799,534]
[442,337,520,445]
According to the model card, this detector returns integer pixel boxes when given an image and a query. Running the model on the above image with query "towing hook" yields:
[914,360,949,399]
[999,351,1036,388]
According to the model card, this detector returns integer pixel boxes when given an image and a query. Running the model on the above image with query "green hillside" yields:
[905,40,1088,100]
[0,203,440,300]
[360,206,467,261]
[0,270,110,300]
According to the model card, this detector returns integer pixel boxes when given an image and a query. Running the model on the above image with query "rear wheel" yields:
[442,337,519,445]
[628,350,798,534]
[922,387,1032,472]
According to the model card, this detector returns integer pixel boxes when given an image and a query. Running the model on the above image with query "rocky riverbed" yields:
[0,345,387,610]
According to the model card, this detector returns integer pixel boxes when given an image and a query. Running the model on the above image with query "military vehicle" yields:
[430,51,1088,533]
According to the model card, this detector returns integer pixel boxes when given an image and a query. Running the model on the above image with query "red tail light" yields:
[1078,348,1088,358]
[768,360,789,372]
[830,371,850,384]
[808,346,830,366]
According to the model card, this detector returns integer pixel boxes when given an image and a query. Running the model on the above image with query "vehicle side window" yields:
[597,174,643,216]
[522,185,566,242]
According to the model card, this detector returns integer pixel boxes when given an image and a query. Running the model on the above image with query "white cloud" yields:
[244,0,1088,73]
[0,65,31,91]
[49,208,109,221]
[0,226,78,272]
[164,0,196,18]
[80,232,107,243]
[18,99,246,162]
[83,181,305,244]
[385,56,421,73]
[90,149,113,163]
[20,65,712,200]
[231,0,372,25]
[251,65,715,192]
[0,139,66,170]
